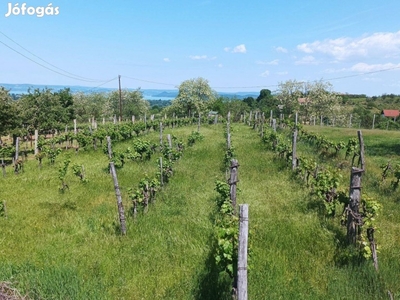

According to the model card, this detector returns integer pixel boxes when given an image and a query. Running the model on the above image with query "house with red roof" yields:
[382,109,400,120]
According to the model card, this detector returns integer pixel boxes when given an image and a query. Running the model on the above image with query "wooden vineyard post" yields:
[346,167,363,245]
[237,204,249,300]
[229,159,239,214]
[270,110,273,127]
[272,119,276,132]
[227,111,231,150]
[65,125,68,150]
[159,157,163,187]
[292,113,298,171]
[357,130,365,170]
[167,134,172,148]
[197,113,201,132]
[1,159,5,178]
[15,137,19,161]
[347,130,365,245]
[159,122,163,147]
[34,130,38,155]
[106,136,113,174]
[106,136,113,159]
[367,228,378,271]
[109,162,127,235]
[372,114,376,129]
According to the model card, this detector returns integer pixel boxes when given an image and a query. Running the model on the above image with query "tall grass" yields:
[0,123,398,299]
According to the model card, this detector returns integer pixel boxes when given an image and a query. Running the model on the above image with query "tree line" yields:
[3,76,398,139]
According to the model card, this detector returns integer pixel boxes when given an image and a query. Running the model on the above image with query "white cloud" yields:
[297,30,400,61]
[260,70,270,77]
[324,62,400,74]
[190,55,208,60]
[217,63,223,68]
[189,55,217,61]
[295,55,317,65]
[257,59,279,65]
[163,58,170,62]
[275,46,288,53]
[350,62,400,72]
[224,44,247,53]
[233,44,246,53]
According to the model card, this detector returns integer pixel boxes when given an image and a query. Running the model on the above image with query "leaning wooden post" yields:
[109,162,127,235]
[106,136,112,160]
[237,204,249,300]
[229,159,239,214]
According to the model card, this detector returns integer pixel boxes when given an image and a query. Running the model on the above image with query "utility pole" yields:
[118,75,122,120]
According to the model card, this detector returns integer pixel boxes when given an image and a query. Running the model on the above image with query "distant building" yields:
[298,97,310,105]
[381,109,400,120]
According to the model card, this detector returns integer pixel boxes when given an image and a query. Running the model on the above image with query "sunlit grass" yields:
[0,123,399,299]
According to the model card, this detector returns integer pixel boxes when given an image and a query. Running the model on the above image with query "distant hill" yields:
[0,83,259,100]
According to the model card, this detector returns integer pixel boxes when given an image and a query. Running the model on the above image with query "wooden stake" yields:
[34,130,38,155]
[346,167,363,245]
[15,137,19,161]
[229,159,239,214]
[159,157,163,186]
[110,162,127,235]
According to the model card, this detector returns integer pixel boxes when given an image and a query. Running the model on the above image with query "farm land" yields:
[0,118,399,299]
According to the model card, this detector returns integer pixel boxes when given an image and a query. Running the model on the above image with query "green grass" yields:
[0,123,399,299]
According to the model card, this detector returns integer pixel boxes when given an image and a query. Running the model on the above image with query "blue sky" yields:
[1,0,400,96]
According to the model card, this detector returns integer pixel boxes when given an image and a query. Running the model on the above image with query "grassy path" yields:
[0,123,398,299]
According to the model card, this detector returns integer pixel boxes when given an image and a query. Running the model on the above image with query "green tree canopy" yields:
[109,88,150,119]
[17,87,73,133]
[276,80,304,115]
[0,87,20,136]
[73,92,112,122]
[168,77,217,117]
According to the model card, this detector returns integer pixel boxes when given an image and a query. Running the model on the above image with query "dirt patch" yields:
[0,282,29,300]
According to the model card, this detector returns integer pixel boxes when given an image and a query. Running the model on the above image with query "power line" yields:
[0,34,111,84]
[121,75,177,87]
[0,31,106,82]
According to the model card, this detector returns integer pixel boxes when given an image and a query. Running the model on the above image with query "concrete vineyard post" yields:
[237,204,249,300]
